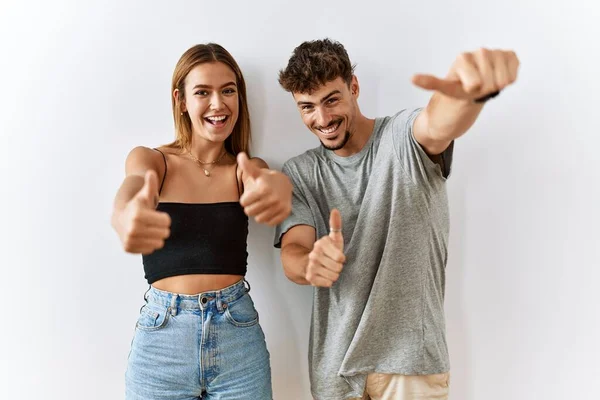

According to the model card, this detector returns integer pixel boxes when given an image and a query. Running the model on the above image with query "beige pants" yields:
[350,372,450,400]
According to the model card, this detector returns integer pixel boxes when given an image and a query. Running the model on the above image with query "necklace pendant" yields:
[204,169,210,177]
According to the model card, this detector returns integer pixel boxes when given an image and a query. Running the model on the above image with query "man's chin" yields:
[321,140,345,151]
[320,131,350,151]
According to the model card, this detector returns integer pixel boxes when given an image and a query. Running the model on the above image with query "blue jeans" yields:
[125,279,272,399]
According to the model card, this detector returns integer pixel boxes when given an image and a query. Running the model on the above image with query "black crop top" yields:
[142,149,249,284]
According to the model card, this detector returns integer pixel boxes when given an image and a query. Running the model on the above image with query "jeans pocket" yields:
[136,304,171,332]
[224,293,259,327]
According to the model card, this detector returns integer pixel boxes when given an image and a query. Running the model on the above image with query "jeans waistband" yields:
[144,278,250,314]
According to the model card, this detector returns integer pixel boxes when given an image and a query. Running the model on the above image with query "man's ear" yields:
[350,75,359,97]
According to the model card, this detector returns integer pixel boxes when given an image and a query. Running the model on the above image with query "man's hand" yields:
[412,48,520,102]
[306,209,345,287]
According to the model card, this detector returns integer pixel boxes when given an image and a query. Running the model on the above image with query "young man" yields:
[272,39,519,399]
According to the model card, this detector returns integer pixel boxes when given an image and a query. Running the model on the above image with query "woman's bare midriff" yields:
[152,274,244,295]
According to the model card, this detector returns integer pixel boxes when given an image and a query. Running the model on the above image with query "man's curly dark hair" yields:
[278,38,355,94]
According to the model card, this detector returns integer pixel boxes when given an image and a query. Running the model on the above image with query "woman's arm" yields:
[111,147,171,254]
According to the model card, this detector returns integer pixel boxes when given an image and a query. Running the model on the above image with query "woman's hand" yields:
[111,170,171,254]
[237,152,292,226]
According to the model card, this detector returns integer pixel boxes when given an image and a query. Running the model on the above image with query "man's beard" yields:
[320,130,352,151]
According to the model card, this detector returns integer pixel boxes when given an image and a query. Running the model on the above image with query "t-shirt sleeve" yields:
[391,108,454,188]
[273,161,315,248]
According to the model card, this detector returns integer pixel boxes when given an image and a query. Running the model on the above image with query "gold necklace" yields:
[188,149,227,177]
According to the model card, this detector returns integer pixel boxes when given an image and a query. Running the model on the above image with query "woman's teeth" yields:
[206,115,227,125]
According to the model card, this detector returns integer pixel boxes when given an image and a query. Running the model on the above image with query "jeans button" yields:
[201,296,208,305]
[222,302,228,309]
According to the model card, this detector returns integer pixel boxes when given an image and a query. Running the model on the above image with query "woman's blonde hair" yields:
[167,43,251,156]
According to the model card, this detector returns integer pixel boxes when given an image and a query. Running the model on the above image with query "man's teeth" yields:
[207,116,227,122]
[320,123,339,134]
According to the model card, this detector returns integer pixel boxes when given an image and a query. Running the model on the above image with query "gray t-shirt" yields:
[274,108,454,399]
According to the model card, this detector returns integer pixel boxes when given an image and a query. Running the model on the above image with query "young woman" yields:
[111,43,291,399]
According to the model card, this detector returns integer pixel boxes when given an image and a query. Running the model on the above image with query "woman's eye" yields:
[195,90,209,96]
[223,88,236,95]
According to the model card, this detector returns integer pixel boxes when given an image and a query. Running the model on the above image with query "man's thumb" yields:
[411,74,468,99]
[237,152,261,180]
[329,208,343,248]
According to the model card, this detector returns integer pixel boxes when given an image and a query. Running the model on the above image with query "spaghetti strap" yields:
[235,163,242,198]
[153,148,167,195]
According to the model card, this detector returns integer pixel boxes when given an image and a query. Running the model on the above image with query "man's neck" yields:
[333,114,375,157]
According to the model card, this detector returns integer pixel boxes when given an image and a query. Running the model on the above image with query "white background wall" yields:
[1,0,598,399]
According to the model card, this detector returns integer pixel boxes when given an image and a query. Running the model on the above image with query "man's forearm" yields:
[424,92,485,143]
[414,47,520,146]
[281,243,312,285]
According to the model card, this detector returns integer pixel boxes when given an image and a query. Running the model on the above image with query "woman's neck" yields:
[188,138,226,162]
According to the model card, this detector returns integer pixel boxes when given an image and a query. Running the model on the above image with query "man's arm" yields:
[280,225,316,285]
[280,210,345,287]
[412,48,520,155]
